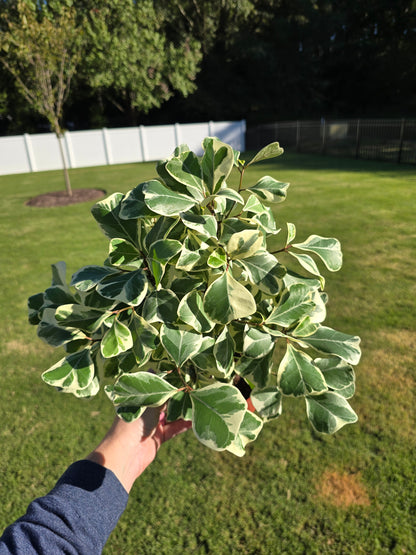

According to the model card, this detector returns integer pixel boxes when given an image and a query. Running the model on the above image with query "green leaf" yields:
[248,176,289,203]
[178,291,215,333]
[108,238,143,270]
[144,216,179,251]
[160,324,204,367]
[51,261,68,288]
[73,377,100,399]
[261,326,286,339]
[70,265,119,292]
[82,289,119,311]
[241,196,280,234]
[232,149,241,167]
[142,289,179,324]
[28,292,44,325]
[251,387,283,421]
[91,192,138,244]
[220,218,257,245]
[242,194,267,214]
[288,251,325,287]
[55,303,109,333]
[287,223,296,244]
[243,327,275,359]
[167,391,193,422]
[190,383,247,450]
[293,235,343,272]
[309,290,328,324]
[148,239,182,286]
[266,284,316,327]
[314,357,356,399]
[203,271,256,324]
[236,250,285,295]
[283,271,321,291]
[114,406,146,423]
[170,276,204,298]
[300,326,361,365]
[118,351,142,373]
[207,248,227,269]
[42,349,94,392]
[129,314,159,367]
[166,151,205,201]
[201,137,235,194]
[253,207,279,235]
[235,350,274,389]
[156,158,193,197]
[143,180,196,216]
[119,182,155,219]
[216,187,244,205]
[37,308,83,347]
[190,336,217,373]
[173,143,191,156]
[226,230,264,260]
[106,372,179,414]
[277,343,328,397]
[246,142,284,166]
[97,269,148,306]
[175,243,203,271]
[213,326,235,377]
[226,410,263,456]
[305,392,358,434]
[101,318,133,358]
[43,286,76,308]
[180,211,218,239]
[291,316,319,338]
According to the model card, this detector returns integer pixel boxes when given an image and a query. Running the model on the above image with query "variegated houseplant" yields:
[28,138,361,455]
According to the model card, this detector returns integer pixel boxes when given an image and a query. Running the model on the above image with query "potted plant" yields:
[28,138,361,455]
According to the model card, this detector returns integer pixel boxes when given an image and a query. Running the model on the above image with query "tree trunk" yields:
[53,118,72,196]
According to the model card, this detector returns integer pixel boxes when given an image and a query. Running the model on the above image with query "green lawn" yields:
[0,152,415,554]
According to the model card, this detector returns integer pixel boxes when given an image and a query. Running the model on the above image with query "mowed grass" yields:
[0,152,415,554]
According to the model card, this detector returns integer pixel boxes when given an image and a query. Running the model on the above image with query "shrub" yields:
[28,139,361,454]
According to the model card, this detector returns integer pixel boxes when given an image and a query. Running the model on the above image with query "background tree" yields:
[1,0,415,133]
[77,0,202,124]
[0,0,84,195]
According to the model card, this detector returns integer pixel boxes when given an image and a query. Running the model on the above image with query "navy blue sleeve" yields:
[0,460,129,554]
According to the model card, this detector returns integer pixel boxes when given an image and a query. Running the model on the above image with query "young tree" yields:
[0,1,84,195]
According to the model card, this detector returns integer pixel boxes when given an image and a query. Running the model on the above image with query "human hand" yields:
[86,409,191,493]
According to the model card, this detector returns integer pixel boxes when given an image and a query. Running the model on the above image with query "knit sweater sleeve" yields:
[0,460,128,555]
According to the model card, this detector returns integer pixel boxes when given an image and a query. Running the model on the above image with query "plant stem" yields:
[271,245,292,255]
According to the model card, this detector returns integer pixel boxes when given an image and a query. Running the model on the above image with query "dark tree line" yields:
[1,0,415,136]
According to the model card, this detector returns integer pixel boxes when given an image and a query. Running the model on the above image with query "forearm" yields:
[0,460,128,555]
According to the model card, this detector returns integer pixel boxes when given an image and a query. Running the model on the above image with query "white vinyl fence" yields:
[0,120,246,176]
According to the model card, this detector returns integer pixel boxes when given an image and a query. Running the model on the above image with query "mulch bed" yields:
[26,188,106,207]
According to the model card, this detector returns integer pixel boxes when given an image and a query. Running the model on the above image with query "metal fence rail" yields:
[246,119,416,164]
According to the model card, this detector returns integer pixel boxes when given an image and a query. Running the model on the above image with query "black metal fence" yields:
[246,119,416,164]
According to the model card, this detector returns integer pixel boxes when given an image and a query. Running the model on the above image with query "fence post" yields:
[240,119,246,151]
[139,125,148,162]
[23,133,37,172]
[397,119,405,164]
[174,122,182,147]
[321,118,327,154]
[64,132,76,168]
[355,119,361,159]
[102,128,113,165]
[274,121,279,141]
[296,121,300,152]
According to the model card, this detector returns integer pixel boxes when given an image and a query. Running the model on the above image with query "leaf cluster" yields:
[28,139,361,454]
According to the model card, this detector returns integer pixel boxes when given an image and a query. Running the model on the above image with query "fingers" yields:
[162,419,192,442]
